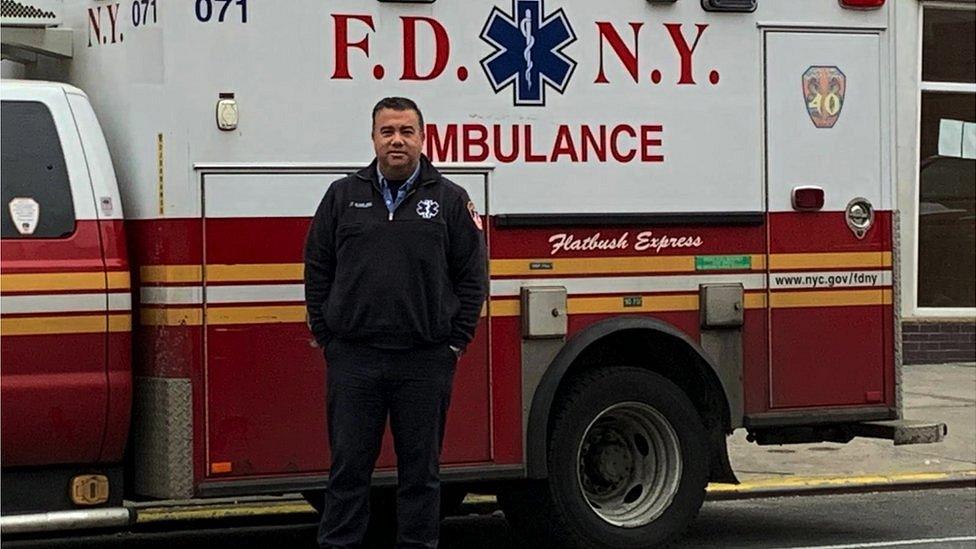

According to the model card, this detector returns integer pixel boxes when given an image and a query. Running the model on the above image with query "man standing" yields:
[304,97,488,548]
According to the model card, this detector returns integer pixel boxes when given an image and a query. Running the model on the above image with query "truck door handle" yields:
[791,186,825,212]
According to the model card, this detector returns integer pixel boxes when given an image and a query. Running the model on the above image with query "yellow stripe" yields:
[769,252,892,270]
[107,271,131,290]
[0,272,107,292]
[206,263,304,283]
[491,256,697,276]
[109,313,132,332]
[745,293,767,309]
[207,305,306,325]
[140,307,203,326]
[132,252,880,284]
[490,252,886,276]
[770,289,892,308]
[1,315,106,335]
[491,299,520,317]
[569,294,699,314]
[140,265,202,284]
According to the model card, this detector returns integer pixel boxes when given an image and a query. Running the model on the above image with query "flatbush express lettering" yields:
[548,231,704,256]
[425,123,664,164]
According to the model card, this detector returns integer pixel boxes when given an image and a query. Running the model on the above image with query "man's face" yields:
[372,108,424,179]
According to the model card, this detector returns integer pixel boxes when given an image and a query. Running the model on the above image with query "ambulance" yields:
[0,0,947,547]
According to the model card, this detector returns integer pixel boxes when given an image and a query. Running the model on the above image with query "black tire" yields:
[500,367,709,549]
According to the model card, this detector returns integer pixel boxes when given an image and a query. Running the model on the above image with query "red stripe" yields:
[490,218,764,259]
[492,269,757,279]
[118,212,893,269]
[0,221,103,265]
[128,218,204,265]
[205,218,310,264]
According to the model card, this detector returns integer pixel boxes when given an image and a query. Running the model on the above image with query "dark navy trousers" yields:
[317,339,457,549]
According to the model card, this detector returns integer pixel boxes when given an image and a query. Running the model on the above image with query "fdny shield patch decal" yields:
[8,197,40,235]
[467,201,484,231]
[803,66,846,129]
[417,199,439,219]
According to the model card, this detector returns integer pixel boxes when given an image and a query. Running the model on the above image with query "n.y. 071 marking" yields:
[195,0,248,23]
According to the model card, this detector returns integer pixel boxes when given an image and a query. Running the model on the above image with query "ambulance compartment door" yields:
[764,31,891,410]
[201,169,491,481]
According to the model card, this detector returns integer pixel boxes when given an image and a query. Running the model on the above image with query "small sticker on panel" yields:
[8,197,40,235]
[695,255,752,271]
[100,196,114,215]
[803,66,846,129]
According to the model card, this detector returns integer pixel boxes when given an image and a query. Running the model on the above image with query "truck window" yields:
[1,100,76,239]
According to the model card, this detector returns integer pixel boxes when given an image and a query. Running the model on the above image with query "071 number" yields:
[131,0,157,27]
[195,0,247,23]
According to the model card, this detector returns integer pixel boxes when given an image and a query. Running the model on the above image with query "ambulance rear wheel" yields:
[501,367,709,548]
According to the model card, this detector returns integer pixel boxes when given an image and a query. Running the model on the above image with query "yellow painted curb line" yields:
[706,470,976,494]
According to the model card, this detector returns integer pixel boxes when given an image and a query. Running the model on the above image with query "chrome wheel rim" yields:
[576,401,682,528]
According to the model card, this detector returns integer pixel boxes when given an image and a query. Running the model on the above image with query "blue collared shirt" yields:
[377,163,421,216]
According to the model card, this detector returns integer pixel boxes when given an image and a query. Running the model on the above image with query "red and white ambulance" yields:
[1,0,946,546]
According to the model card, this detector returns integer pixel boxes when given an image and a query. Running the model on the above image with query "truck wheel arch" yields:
[524,316,737,479]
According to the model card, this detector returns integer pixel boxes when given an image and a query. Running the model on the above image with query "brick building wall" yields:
[903,320,976,364]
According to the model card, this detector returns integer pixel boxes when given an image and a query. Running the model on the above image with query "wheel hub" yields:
[575,402,683,528]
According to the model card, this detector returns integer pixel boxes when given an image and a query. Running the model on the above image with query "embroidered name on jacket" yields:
[350,201,373,208]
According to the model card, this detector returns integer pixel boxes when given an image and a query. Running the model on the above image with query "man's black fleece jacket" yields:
[304,156,488,351]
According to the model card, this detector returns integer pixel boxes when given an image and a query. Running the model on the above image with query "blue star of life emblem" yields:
[480,0,577,106]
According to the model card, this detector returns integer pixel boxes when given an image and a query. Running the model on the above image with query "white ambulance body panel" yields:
[30,1,890,219]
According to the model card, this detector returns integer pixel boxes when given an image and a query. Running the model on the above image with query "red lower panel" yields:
[101,331,132,462]
[768,211,891,253]
[491,307,769,428]
[742,310,769,415]
[487,315,523,464]
[770,305,886,408]
[0,333,108,466]
[205,320,491,478]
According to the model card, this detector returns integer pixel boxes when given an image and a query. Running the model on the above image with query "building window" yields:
[917,5,975,308]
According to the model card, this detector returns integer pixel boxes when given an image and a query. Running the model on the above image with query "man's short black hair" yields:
[371,97,424,132]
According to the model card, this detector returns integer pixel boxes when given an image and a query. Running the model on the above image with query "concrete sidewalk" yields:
[719,362,976,495]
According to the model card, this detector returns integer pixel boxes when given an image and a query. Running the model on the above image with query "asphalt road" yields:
[5,487,975,549]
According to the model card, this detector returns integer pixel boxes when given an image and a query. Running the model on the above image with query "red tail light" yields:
[840,0,885,9]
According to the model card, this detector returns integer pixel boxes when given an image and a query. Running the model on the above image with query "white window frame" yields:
[912,1,976,317]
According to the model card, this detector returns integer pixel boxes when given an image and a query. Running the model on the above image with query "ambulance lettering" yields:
[87,4,123,47]
[328,4,721,91]
[548,231,704,255]
[426,123,663,164]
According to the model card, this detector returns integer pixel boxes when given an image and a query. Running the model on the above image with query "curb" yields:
[132,470,976,524]
[704,470,976,500]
